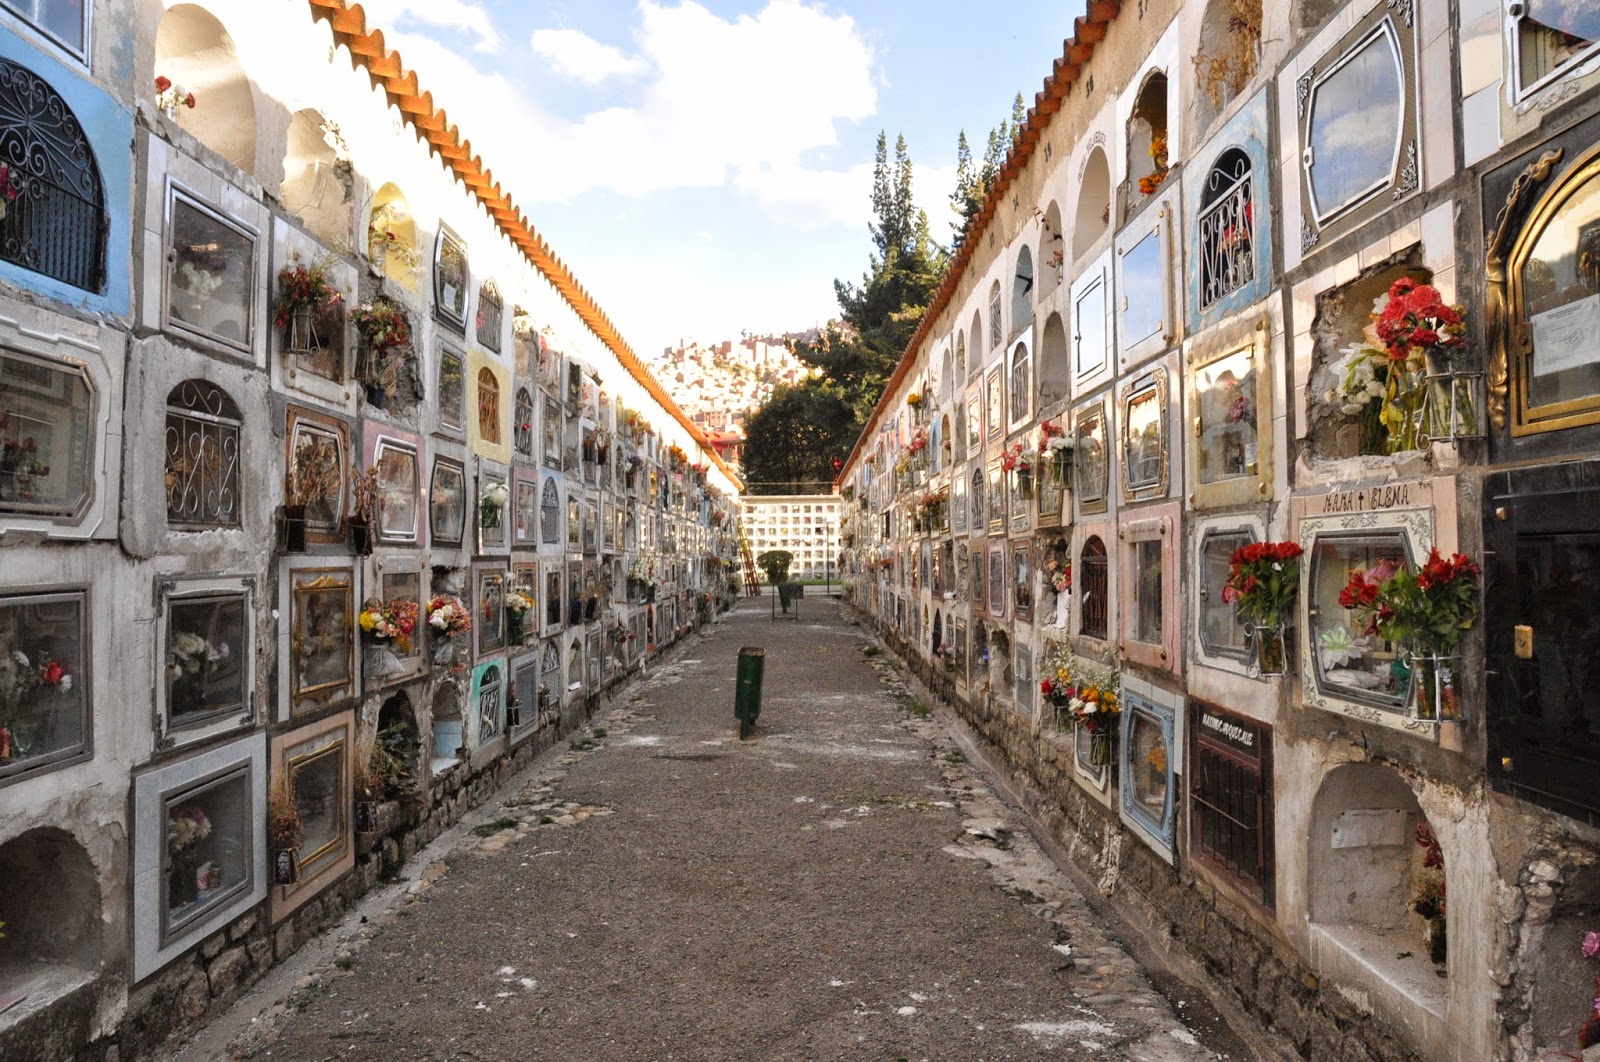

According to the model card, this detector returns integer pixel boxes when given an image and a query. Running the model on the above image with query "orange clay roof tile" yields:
[305,0,742,490]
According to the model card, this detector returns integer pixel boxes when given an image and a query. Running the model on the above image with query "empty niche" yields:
[154,4,258,172]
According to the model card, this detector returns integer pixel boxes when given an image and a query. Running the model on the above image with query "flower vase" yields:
[273,847,301,886]
[169,848,199,907]
[1090,729,1112,767]
[1018,468,1034,500]
[348,517,374,556]
[285,305,319,355]
[1405,651,1460,721]
[507,611,524,645]
[481,505,502,530]
[1248,623,1289,677]
[1052,450,1070,489]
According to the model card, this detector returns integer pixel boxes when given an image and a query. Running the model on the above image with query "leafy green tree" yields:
[949,92,1026,250]
[741,381,857,495]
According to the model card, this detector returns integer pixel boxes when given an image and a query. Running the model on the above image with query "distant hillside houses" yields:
[652,334,817,438]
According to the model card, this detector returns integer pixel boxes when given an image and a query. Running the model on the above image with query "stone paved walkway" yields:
[182,599,1241,1061]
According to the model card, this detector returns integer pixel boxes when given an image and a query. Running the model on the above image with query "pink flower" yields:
[1584,931,1600,959]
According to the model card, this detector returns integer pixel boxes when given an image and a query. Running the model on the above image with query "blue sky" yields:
[360,1,1077,357]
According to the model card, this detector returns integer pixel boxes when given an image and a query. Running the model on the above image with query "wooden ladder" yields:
[741,541,761,598]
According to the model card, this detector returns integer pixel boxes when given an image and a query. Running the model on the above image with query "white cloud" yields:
[529,28,649,85]
[360,0,501,53]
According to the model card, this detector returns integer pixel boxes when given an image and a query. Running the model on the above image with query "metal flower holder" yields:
[284,305,321,355]
[1417,368,1485,445]
[1246,623,1291,677]
[1403,650,1463,722]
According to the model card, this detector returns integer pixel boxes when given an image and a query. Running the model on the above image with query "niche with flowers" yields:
[158,579,251,750]
[0,590,87,782]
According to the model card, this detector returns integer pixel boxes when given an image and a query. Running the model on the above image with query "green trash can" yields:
[735,647,765,740]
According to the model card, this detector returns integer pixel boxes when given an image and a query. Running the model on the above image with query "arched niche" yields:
[0,828,102,988]
[1038,312,1069,406]
[377,691,421,797]
[939,344,954,403]
[1012,245,1035,332]
[1193,0,1262,134]
[939,414,952,470]
[280,109,351,247]
[1038,201,1065,299]
[969,311,984,370]
[367,183,419,291]
[429,684,461,769]
[1127,70,1170,205]
[955,330,967,380]
[1308,763,1450,1004]
[155,4,258,172]
[931,610,943,656]
[1074,147,1111,261]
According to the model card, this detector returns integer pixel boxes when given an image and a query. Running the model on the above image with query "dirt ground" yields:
[176,598,1267,1061]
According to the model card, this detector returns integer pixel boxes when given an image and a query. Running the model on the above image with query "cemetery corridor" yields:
[176,598,1257,1061]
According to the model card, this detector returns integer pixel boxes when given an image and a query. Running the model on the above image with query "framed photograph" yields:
[1013,540,1034,622]
[290,567,354,709]
[476,565,507,657]
[1075,401,1109,517]
[286,409,346,541]
[437,347,466,434]
[429,457,466,547]
[987,463,1005,534]
[1121,367,1169,502]
[479,474,507,550]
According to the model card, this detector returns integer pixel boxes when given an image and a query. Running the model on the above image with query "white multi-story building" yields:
[739,495,841,581]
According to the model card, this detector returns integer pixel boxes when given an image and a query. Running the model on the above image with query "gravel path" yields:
[197,599,1237,1061]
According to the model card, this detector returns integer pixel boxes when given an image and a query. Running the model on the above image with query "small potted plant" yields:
[268,780,303,886]
[1223,540,1305,676]
[348,464,378,555]
[275,257,341,355]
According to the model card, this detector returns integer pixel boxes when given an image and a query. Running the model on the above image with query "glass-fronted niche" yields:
[162,764,252,943]
[161,583,250,746]
[1486,460,1600,826]
[1196,525,1258,668]
[0,349,94,519]
[1295,0,1419,253]
[1187,320,1273,507]
[0,588,89,782]
[1296,488,1441,733]
[1119,681,1180,862]
[287,567,354,714]
[166,186,258,356]
[1189,703,1274,908]
[1491,140,1600,438]
[1509,2,1600,103]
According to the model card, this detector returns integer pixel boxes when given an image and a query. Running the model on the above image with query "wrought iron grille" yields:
[476,279,503,351]
[0,58,106,292]
[1197,149,1255,311]
[1191,736,1270,904]
[513,388,534,457]
[1079,536,1108,640]
[165,380,241,528]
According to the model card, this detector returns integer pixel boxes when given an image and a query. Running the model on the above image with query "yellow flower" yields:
[358,610,377,631]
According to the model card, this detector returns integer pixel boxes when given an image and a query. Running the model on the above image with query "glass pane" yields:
[988,550,1005,614]
[1010,350,1030,420]
[164,769,250,935]
[169,199,254,349]
[436,235,468,323]
[1129,710,1169,819]
[1200,533,1252,656]
[969,467,985,527]
[167,595,245,725]
[37,0,86,51]
[290,744,344,869]
[479,572,505,654]
[515,481,537,544]
[1309,535,1410,706]
[429,460,465,544]
[1195,347,1259,484]
[1076,411,1107,503]
[1506,530,1600,771]
[1521,174,1600,406]
[985,370,1003,438]
[1307,27,1403,218]
[1121,230,1164,345]
[1134,539,1163,643]
[1124,386,1163,490]
[1075,277,1107,376]
[292,574,351,700]
[1518,1,1600,91]
[1013,546,1032,614]
[290,424,343,534]
[0,593,86,775]
[479,665,501,740]
[0,352,92,515]
[438,352,464,430]
[375,443,418,541]
[1075,721,1104,777]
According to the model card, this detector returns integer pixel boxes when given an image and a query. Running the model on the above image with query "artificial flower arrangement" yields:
[1000,441,1031,473]
[1,411,51,502]
[0,646,72,764]
[916,493,942,528]
[1223,540,1304,674]
[352,300,411,353]
[367,200,421,269]
[906,392,924,408]
[154,76,196,117]
[1329,277,1467,455]
[667,444,688,469]
[1339,548,1479,719]
[689,462,708,476]
[167,631,229,682]
[167,805,211,856]
[426,595,472,637]
[907,427,929,455]
[1576,929,1600,1049]
[358,597,419,655]
[1040,644,1121,763]
[479,480,509,528]
[1137,134,1169,196]
[273,258,341,332]
[1045,557,1072,595]
[1409,822,1448,964]
[504,591,533,615]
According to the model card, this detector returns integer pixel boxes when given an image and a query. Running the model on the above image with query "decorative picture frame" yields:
[428,456,466,547]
